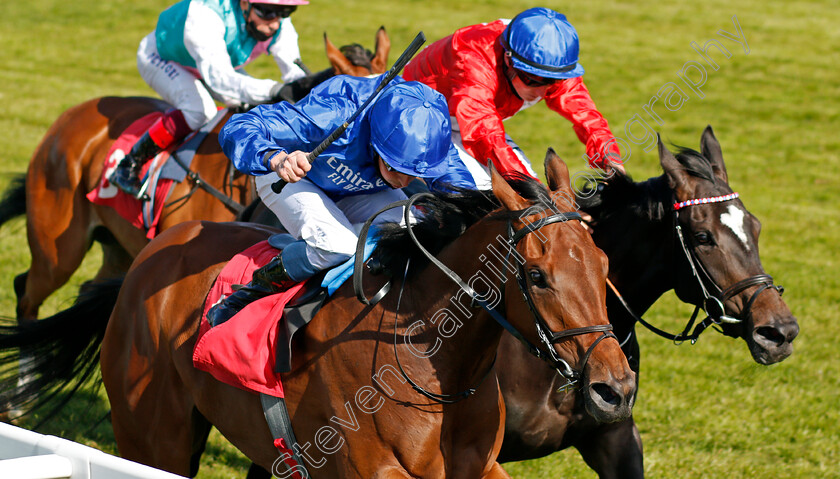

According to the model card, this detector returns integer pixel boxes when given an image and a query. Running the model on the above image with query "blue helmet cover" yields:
[368,82,452,179]
[502,7,585,79]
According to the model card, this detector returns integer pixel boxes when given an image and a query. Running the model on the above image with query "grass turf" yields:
[0,0,838,477]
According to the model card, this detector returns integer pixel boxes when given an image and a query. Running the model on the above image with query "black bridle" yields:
[353,193,615,403]
[610,191,785,344]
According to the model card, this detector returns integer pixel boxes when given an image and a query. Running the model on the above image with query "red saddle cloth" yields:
[193,240,305,397]
[85,112,176,239]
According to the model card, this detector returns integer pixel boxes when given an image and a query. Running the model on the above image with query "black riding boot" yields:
[206,254,296,327]
[109,131,162,198]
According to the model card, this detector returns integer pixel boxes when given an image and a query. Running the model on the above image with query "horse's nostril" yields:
[755,326,786,346]
[591,383,621,407]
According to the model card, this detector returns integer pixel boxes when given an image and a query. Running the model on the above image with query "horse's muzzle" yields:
[584,369,637,423]
[750,314,799,365]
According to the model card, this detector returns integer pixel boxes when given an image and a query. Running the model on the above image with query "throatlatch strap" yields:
[260,393,310,479]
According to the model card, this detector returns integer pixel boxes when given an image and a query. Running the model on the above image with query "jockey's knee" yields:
[304,229,356,271]
[181,106,214,131]
[306,246,353,271]
[178,87,218,130]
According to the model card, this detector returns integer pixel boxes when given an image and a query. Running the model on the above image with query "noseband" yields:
[613,192,785,344]
[353,193,615,403]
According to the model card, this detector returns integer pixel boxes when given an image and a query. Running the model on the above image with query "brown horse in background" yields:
[496,128,799,478]
[0,29,389,323]
[1,156,636,477]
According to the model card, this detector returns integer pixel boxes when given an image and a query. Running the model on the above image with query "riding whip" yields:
[270,31,427,193]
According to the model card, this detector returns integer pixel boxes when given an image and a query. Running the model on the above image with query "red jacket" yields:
[404,20,620,177]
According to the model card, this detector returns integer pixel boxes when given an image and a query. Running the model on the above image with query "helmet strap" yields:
[501,54,523,101]
[371,150,398,189]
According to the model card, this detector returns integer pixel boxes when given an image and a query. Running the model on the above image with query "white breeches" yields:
[255,175,408,270]
[136,33,218,130]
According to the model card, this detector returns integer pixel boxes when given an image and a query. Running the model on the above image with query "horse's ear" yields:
[544,148,572,195]
[490,161,529,211]
[325,32,354,75]
[371,26,390,74]
[700,125,729,184]
[659,133,690,197]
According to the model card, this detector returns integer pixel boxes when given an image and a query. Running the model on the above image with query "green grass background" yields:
[1,0,838,477]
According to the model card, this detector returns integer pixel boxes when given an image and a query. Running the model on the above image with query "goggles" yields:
[251,4,296,20]
[515,69,557,87]
[373,150,396,172]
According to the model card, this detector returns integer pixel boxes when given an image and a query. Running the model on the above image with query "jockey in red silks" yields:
[110,0,310,198]
[404,7,624,188]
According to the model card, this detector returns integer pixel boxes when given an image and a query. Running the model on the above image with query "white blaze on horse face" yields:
[720,204,750,251]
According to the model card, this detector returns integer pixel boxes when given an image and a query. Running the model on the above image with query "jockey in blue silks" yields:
[208,75,477,325]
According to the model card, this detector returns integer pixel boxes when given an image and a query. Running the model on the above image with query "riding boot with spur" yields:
[109,131,163,198]
[206,254,297,327]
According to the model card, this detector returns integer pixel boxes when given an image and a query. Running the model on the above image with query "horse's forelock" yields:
[674,147,717,184]
[505,173,551,203]
[338,43,374,69]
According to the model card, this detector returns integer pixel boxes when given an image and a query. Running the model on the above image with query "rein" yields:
[608,191,784,344]
[353,193,615,403]
[163,151,245,215]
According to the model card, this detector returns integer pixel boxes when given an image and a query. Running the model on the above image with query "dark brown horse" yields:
[0,29,389,324]
[496,127,799,478]
[1,156,635,477]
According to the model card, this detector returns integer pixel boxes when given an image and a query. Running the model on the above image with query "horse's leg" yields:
[82,229,135,292]
[17,111,104,323]
[103,314,198,476]
[574,417,644,479]
[245,463,272,479]
[17,203,92,322]
[371,466,413,478]
[13,271,28,313]
[484,463,513,478]
[107,366,198,476]
[189,409,213,478]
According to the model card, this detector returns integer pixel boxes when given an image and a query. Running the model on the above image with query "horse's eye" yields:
[529,268,548,288]
[695,231,714,245]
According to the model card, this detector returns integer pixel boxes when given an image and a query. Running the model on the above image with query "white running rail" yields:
[0,422,187,479]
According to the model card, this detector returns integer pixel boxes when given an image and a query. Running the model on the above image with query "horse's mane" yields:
[577,145,715,223]
[375,173,549,278]
[339,43,375,69]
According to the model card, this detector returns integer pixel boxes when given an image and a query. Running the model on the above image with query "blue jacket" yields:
[220,75,477,198]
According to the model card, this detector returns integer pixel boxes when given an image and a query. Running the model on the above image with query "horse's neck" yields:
[397,220,509,389]
[596,184,676,315]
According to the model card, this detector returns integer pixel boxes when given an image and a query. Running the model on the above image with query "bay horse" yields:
[1,156,636,477]
[495,127,799,478]
[0,28,389,324]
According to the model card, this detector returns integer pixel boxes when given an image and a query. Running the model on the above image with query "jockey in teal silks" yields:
[207,76,477,326]
[110,0,309,198]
